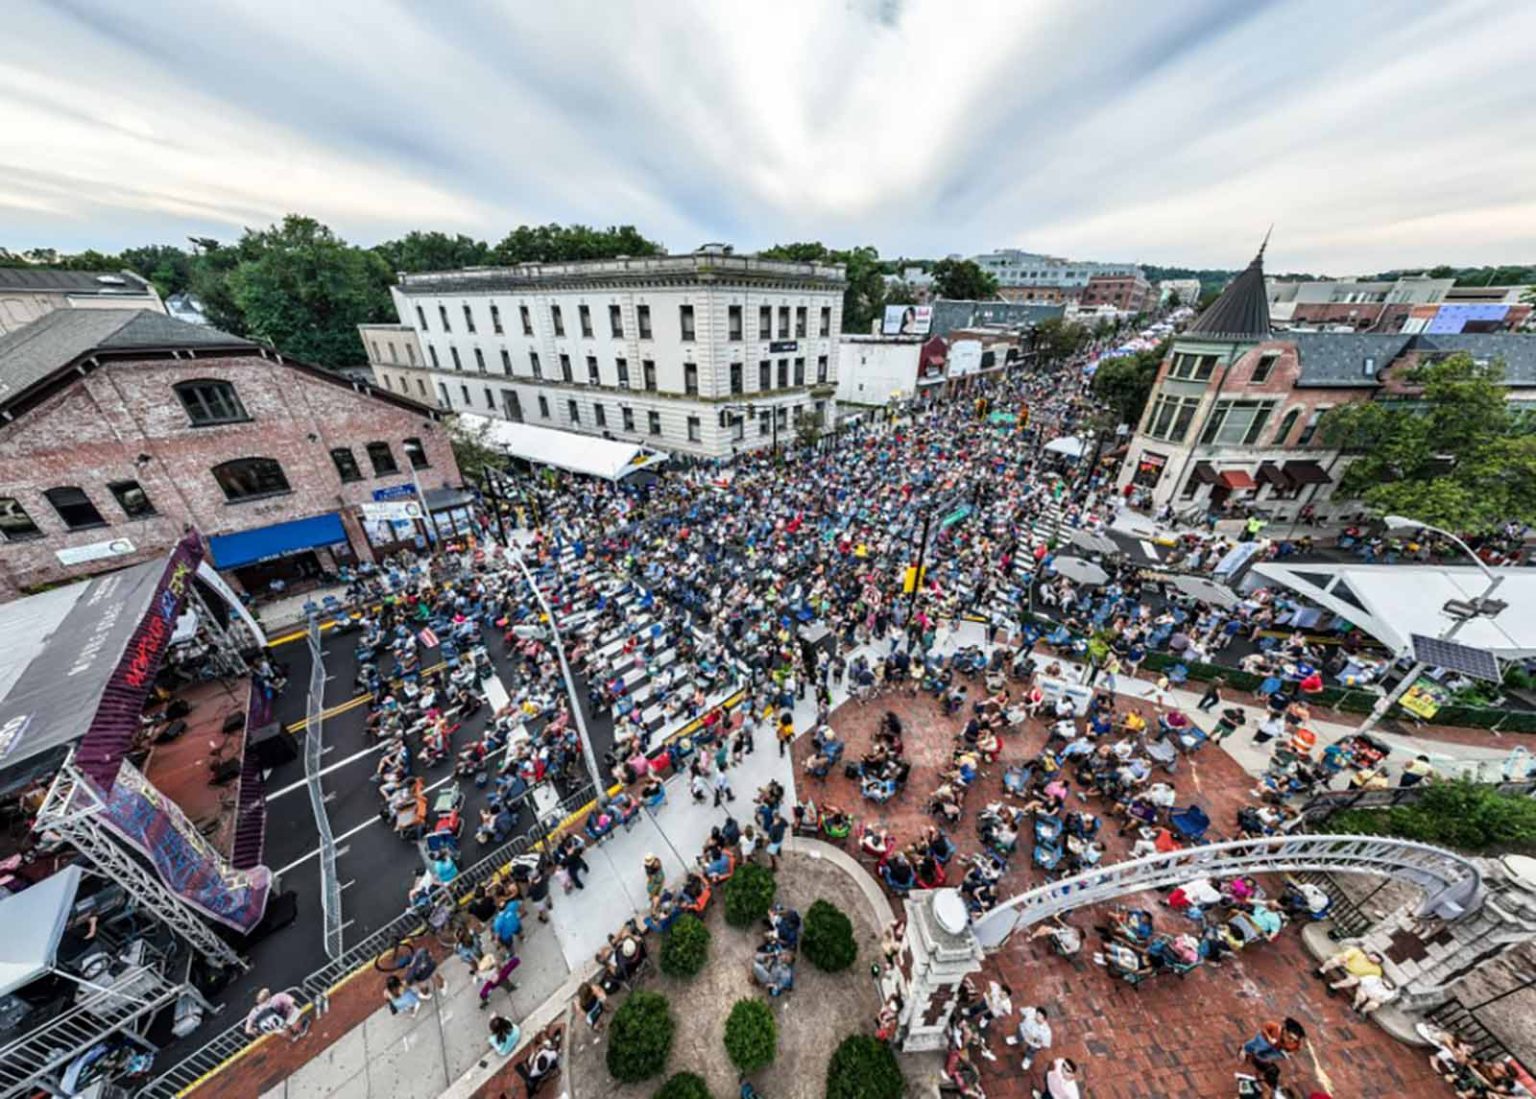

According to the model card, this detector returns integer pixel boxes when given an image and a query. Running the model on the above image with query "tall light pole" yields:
[1357,515,1505,734]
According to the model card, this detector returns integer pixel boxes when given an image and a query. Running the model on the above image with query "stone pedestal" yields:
[896,889,983,1053]
[1361,854,1536,1014]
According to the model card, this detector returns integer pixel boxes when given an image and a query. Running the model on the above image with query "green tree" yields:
[882,281,918,307]
[757,241,831,263]
[491,223,663,265]
[722,863,777,927]
[825,1035,904,1099]
[120,244,194,297]
[654,1073,713,1099]
[374,231,492,273]
[1091,342,1167,427]
[801,899,857,972]
[760,242,888,334]
[929,258,998,301]
[1032,317,1090,364]
[722,998,777,1073]
[1321,353,1536,532]
[186,236,248,335]
[1331,780,1536,853]
[607,990,675,1082]
[658,913,711,978]
[223,215,394,367]
[447,415,507,482]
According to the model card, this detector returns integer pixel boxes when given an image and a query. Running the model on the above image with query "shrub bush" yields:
[723,863,777,928]
[607,990,675,1082]
[825,1034,903,1099]
[659,913,711,978]
[801,899,857,972]
[723,998,778,1073]
[1330,779,1536,852]
[654,1072,713,1099]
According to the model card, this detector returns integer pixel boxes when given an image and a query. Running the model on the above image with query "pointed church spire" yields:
[1185,237,1273,341]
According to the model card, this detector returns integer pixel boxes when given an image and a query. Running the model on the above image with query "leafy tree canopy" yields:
[1032,316,1091,364]
[1091,341,1168,428]
[929,258,998,301]
[1321,352,1536,532]
[759,241,888,334]
[374,230,492,273]
[492,223,662,265]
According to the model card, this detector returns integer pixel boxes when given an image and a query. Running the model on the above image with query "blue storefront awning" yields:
[208,513,348,570]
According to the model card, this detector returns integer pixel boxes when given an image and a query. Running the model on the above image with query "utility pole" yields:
[908,508,933,620]
[478,468,511,545]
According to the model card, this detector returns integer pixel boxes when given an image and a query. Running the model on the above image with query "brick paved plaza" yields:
[799,679,1449,1099]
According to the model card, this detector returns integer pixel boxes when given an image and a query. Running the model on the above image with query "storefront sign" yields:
[55,538,136,566]
[1399,676,1451,721]
[372,483,419,502]
[362,501,424,522]
[769,340,798,353]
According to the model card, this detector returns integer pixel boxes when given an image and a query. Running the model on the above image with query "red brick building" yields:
[1080,272,1151,313]
[0,309,460,601]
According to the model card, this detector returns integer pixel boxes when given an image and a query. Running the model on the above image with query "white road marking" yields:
[1139,539,1158,559]
[268,743,386,801]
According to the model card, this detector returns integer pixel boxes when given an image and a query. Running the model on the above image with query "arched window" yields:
[212,458,290,501]
[1274,408,1302,446]
[174,379,248,425]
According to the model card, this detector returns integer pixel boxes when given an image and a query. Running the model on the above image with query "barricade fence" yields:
[305,616,344,961]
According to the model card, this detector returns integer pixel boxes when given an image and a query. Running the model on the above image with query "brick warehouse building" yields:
[0,309,460,601]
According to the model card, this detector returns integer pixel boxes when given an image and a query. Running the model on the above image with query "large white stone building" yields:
[372,249,846,458]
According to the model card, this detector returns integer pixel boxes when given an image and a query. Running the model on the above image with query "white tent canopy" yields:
[0,865,81,996]
[1043,435,1087,459]
[1252,562,1536,658]
[459,415,669,482]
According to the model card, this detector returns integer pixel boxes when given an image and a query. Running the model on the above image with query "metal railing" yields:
[1291,870,1375,938]
[1426,997,1520,1064]
[136,780,597,1099]
[305,616,345,961]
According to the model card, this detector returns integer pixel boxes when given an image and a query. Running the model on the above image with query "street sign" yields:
[362,501,424,522]
[373,484,418,502]
[1410,634,1501,683]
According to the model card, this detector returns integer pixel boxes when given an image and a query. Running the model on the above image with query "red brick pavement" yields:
[796,685,1449,1099]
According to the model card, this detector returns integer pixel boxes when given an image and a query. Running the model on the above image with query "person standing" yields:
[1197,676,1224,713]
[713,765,736,806]
[1041,1056,1080,1099]
[558,834,590,891]
[1006,1005,1052,1071]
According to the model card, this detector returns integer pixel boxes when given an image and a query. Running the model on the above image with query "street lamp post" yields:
[1356,515,1505,735]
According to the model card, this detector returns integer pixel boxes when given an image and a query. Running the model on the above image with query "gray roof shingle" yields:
[0,268,153,294]
[1185,246,1271,341]
[1292,332,1412,387]
[1413,333,1536,386]
[0,308,251,403]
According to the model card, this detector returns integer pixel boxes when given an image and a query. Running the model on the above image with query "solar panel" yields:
[1410,633,1501,683]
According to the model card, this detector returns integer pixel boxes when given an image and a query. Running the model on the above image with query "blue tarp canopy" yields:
[208,512,347,569]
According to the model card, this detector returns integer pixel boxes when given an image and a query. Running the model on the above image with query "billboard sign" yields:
[882,304,932,336]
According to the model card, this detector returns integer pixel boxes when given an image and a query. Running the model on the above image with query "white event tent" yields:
[459,414,669,482]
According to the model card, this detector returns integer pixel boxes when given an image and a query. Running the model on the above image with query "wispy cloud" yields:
[1,0,1532,272]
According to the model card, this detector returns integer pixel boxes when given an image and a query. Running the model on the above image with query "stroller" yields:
[1168,804,1211,845]
[1033,813,1065,873]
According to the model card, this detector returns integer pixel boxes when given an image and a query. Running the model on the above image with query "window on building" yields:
[777,359,788,388]
[530,351,542,379]
[502,389,520,420]
[1274,408,1302,445]
[538,395,550,419]
[406,344,417,365]
[212,458,290,501]
[1200,399,1275,446]
[490,304,503,335]
[399,436,429,470]
[450,347,463,371]
[609,304,624,338]
[463,304,476,333]
[795,306,807,338]
[174,380,248,425]
[643,360,657,392]
[474,348,486,373]
[559,354,572,382]
[616,358,630,387]
[0,497,41,540]
[520,305,533,335]
[551,305,565,337]
[439,304,451,332]
[1144,394,1201,443]
[416,378,426,396]
[759,411,770,437]
[730,362,743,395]
[438,382,451,405]
[819,306,831,337]
[728,305,743,341]
[687,416,701,442]
[622,406,635,432]
[594,403,607,428]
[817,355,828,384]
[501,349,513,374]
[568,399,581,424]
[776,407,788,429]
[429,346,440,368]
[364,441,397,476]
[587,356,600,385]
[460,383,471,404]
[648,410,662,436]
[370,339,380,361]
[387,341,398,363]
[1251,353,1278,384]
[1296,409,1326,447]
[731,414,745,442]
[684,362,699,396]
[1167,352,1219,381]
[777,306,789,339]
[105,480,156,519]
[637,304,652,339]
[758,360,770,391]
[330,447,362,482]
[579,304,593,338]
[759,306,772,340]
[415,305,428,330]
[793,358,805,386]
[381,375,393,391]
[679,304,695,342]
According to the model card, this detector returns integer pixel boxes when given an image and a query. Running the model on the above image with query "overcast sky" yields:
[3,0,1533,273]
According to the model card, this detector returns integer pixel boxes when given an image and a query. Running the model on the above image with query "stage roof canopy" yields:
[460,414,668,482]
[1251,562,1536,659]
[0,558,170,788]
[0,865,81,997]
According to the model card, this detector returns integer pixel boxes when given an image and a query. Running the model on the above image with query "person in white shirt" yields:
[1043,1056,1081,1099]
[1005,1005,1052,1070]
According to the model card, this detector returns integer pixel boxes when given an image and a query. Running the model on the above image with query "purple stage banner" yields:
[89,761,271,933]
